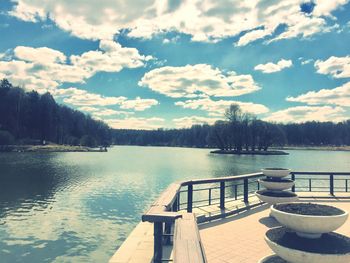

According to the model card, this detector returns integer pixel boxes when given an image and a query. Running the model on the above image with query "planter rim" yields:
[256,190,298,197]
[271,203,348,218]
[259,178,294,182]
[265,235,350,256]
[265,227,350,256]
[262,168,291,171]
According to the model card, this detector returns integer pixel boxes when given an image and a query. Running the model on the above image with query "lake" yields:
[1,146,350,262]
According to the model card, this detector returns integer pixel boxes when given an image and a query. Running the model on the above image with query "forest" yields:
[1,78,349,150]
[112,105,350,151]
[0,79,111,147]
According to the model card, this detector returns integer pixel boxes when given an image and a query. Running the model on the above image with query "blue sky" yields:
[0,0,349,129]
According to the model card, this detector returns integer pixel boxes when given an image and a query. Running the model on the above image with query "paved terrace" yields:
[109,193,350,263]
[200,194,350,263]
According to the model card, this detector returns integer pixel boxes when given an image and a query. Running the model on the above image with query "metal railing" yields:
[141,171,350,262]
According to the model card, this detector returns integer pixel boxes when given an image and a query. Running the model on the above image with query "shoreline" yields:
[273,146,350,152]
[0,144,107,153]
[210,149,289,155]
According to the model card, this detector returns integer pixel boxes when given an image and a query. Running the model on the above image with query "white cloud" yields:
[119,97,159,111]
[313,0,349,17]
[267,14,332,43]
[287,81,350,107]
[314,56,350,78]
[78,107,133,117]
[14,46,66,64]
[55,88,157,112]
[106,117,165,130]
[175,98,269,117]
[0,41,150,95]
[173,116,217,128]
[263,106,347,123]
[163,35,180,44]
[139,64,260,98]
[254,59,293,73]
[77,106,98,112]
[54,87,126,106]
[70,40,151,74]
[301,59,313,65]
[236,28,273,47]
[0,60,59,93]
[9,0,348,44]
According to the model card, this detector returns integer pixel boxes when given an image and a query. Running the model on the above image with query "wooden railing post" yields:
[291,173,295,192]
[330,174,334,195]
[220,182,225,209]
[243,179,248,203]
[153,222,163,263]
[187,184,193,213]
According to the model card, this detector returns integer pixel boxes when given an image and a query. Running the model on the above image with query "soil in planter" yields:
[267,227,350,254]
[257,190,297,197]
[262,255,287,263]
[274,203,344,216]
[261,178,293,183]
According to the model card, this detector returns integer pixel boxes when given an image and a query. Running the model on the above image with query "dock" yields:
[109,172,350,263]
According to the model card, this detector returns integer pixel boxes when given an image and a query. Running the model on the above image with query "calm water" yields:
[1,146,350,262]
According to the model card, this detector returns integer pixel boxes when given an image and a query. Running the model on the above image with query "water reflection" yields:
[0,147,350,262]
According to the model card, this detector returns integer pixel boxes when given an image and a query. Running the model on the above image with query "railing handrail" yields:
[291,172,350,176]
[180,172,263,185]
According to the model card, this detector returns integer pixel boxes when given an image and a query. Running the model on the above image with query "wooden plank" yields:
[151,183,181,208]
[142,212,182,223]
[173,213,207,263]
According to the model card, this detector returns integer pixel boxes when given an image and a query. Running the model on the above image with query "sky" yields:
[0,0,349,129]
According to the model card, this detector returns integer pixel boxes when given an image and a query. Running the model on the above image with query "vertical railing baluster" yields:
[346,179,348,192]
[172,195,178,212]
[234,184,238,200]
[208,188,212,205]
[330,174,334,195]
[187,184,193,212]
[243,179,248,203]
[220,182,225,209]
[309,179,312,192]
[291,173,296,192]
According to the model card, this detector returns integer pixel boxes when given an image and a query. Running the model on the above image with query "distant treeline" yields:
[0,79,111,147]
[112,105,350,150]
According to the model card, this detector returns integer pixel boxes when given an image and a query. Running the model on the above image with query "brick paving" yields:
[199,196,350,263]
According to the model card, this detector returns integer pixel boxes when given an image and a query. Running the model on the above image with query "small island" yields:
[210,149,288,155]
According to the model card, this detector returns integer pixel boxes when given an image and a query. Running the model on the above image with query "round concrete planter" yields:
[265,230,350,263]
[261,168,291,178]
[258,254,286,263]
[271,203,348,238]
[256,190,298,205]
[259,179,294,191]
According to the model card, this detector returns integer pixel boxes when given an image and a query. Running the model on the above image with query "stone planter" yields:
[256,190,298,205]
[261,168,291,178]
[258,254,286,262]
[259,178,294,191]
[265,227,350,263]
[271,203,348,238]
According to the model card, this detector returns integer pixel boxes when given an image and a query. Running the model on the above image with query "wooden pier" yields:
[109,171,350,263]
